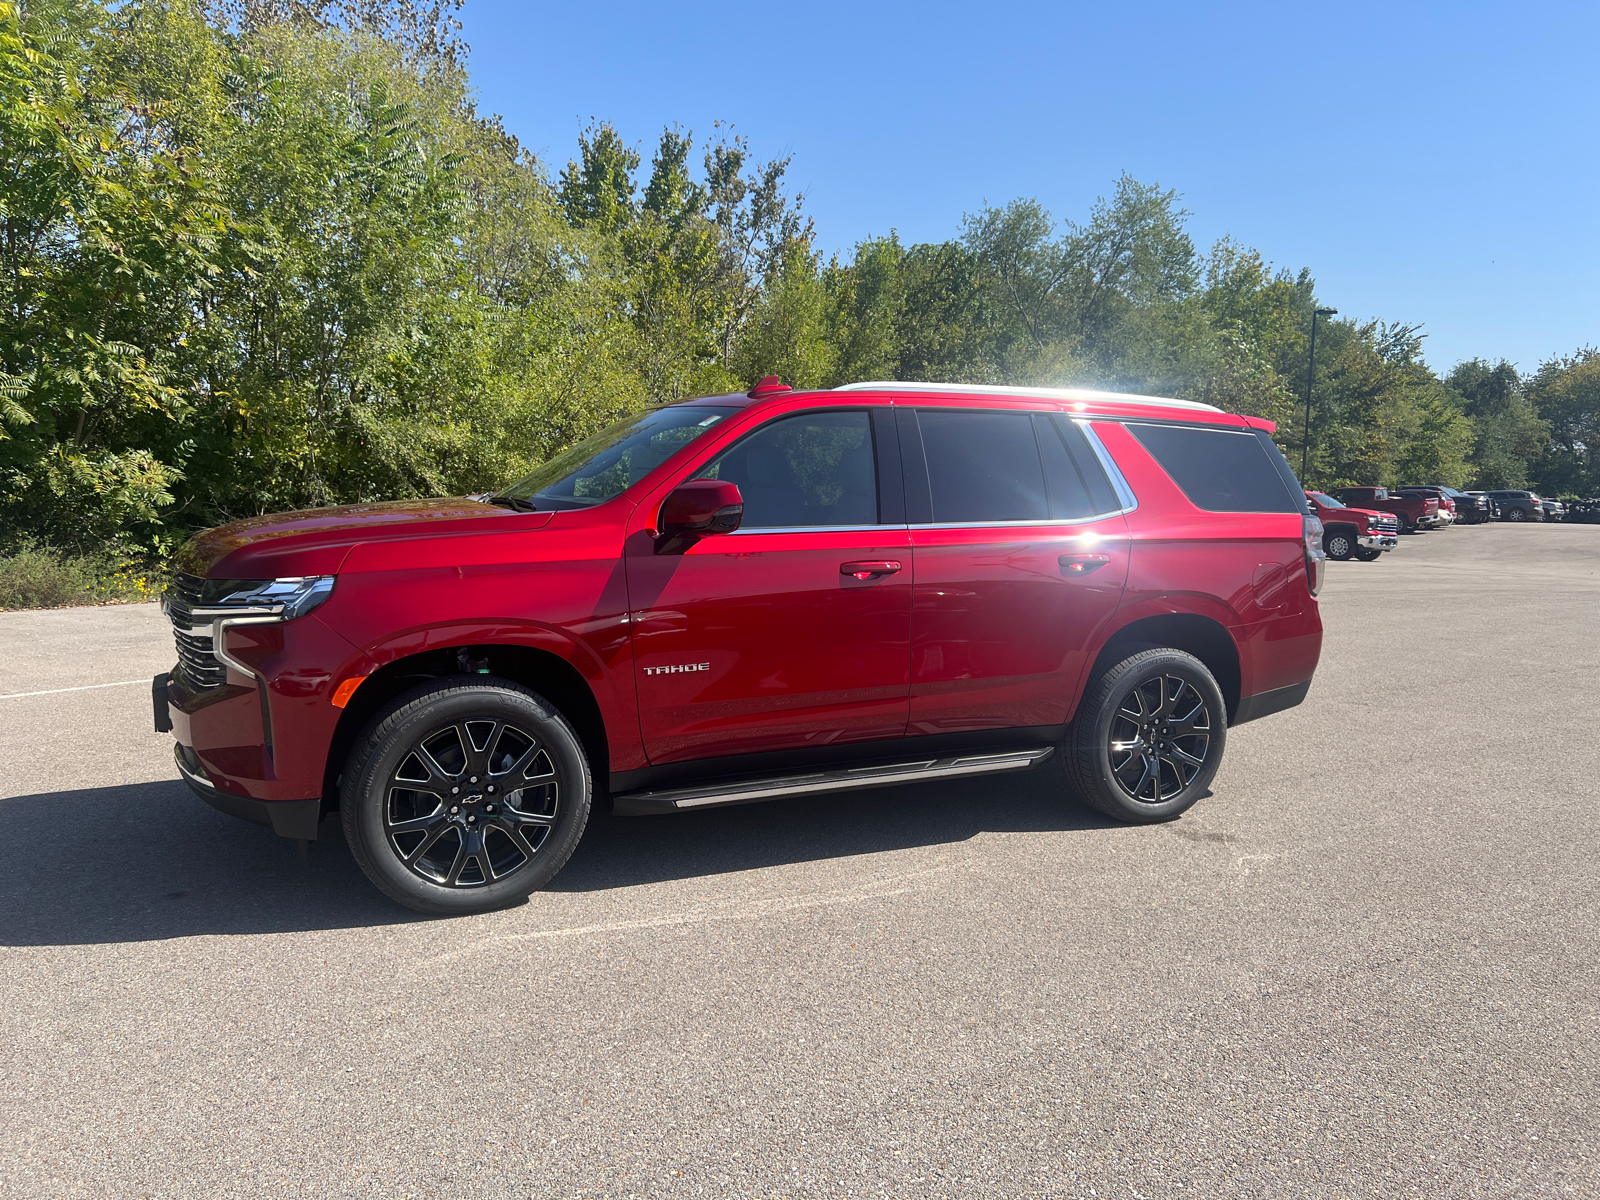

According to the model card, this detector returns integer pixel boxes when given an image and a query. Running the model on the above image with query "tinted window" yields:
[696,410,876,528]
[1036,415,1122,519]
[1128,423,1300,513]
[1309,491,1345,508]
[917,410,1048,523]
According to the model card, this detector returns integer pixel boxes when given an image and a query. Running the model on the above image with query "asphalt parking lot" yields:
[2,523,1597,1199]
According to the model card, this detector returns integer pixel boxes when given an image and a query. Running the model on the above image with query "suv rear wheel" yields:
[1507,507,1525,522]
[1064,648,1226,823]
[341,677,592,915]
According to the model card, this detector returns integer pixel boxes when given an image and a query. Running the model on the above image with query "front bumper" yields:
[172,740,322,839]
[1358,533,1399,551]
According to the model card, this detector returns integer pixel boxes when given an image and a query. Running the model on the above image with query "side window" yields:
[918,409,1048,523]
[1126,422,1300,514]
[696,410,877,529]
[1036,414,1122,519]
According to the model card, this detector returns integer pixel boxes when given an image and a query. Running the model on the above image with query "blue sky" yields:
[459,0,1596,375]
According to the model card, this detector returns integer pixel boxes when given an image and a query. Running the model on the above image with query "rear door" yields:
[901,406,1131,735]
[625,406,913,764]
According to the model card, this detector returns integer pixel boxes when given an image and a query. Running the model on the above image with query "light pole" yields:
[1301,306,1338,480]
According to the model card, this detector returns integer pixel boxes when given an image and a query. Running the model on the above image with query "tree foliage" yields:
[0,0,1588,560]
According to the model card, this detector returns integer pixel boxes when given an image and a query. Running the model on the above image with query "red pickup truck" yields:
[1305,491,1400,560]
[155,379,1326,914]
[1329,486,1441,532]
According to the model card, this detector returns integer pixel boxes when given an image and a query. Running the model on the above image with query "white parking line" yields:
[0,679,149,700]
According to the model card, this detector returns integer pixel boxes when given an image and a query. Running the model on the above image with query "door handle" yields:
[840,560,902,579]
[1059,553,1112,576]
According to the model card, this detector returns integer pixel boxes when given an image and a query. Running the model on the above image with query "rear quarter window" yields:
[1126,423,1303,514]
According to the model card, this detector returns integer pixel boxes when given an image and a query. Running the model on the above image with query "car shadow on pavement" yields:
[0,760,1120,946]
[555,758,1121,893]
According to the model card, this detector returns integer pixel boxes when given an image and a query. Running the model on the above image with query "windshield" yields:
[1309,492,1345,508]
[497,407,737,510]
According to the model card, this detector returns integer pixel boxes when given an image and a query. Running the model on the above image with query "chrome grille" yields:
[167,573,227,691]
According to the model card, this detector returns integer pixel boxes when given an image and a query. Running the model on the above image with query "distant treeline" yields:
[3,0,1597,556]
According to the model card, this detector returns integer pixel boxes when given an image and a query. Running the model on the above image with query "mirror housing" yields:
[656,479,743,552]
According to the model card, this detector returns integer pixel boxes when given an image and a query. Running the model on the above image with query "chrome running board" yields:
[612,747,1054,816]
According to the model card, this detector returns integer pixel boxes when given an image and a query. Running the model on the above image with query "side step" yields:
[611,747,1054,816]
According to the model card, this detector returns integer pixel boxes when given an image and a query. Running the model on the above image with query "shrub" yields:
[0,541,161,609]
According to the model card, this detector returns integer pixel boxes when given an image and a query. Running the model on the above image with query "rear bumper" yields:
[1231,680,1312,726]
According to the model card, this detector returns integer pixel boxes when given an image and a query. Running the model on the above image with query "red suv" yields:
[155,380,1325,914]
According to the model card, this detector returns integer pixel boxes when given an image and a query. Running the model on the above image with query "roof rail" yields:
[832,380,1222,413]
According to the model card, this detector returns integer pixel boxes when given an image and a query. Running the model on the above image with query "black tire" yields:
[1354,546,1382,561]
[341,676,592,915]
[1323,527,1357,561]
[1064,648,1227,824]
[1507,507,1525,522]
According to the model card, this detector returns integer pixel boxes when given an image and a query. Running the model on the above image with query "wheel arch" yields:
[322,643,610,810]
[1084,612,1243,724]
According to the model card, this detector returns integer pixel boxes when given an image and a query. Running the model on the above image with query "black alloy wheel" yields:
[1107,673,1213,802]
[1324,529,1355,561]
[1064,647,1226,823]
[383,718,558,888]
[342,677,591,914]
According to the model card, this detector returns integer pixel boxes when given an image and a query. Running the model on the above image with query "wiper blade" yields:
[483,494,540,512]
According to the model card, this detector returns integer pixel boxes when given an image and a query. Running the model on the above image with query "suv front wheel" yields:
[1064,648,1227,823]
[341,677,592,915]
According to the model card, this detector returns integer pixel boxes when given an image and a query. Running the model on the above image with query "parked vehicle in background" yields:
[1486,490,1546,522]
[153,379,1326,915]
[1330,486,1442,532]
[1463,491,1500,520]
[1305,491,1400,561]
[1439,487,1494,523]
[1540,498,1567,520]
[1400,486,1485,525]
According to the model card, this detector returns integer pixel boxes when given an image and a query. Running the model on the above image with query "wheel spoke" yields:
[1169,699,1208,733]
[387,810,447,837]
[1166,743,1208,770]
[414,744,459,789]
[460,721,499,776]
[403,821,451,865]
[494,819,544,864]
[443,829,478,885]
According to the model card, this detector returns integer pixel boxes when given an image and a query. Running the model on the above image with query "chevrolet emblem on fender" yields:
[642,663,711,676]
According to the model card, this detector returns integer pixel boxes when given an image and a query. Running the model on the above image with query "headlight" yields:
[215,576,337,620]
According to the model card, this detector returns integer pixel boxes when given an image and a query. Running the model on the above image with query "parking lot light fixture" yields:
[1302,306,1338,480]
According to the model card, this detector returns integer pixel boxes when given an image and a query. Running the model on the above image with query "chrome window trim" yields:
[1075,419,1139,515]
[911,516,1127,531]
[728,523,901,536]
[1075,420,1139,515]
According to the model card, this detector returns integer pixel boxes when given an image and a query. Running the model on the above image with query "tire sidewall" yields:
[342,678,591,915]
[1071,649,1227,823]
[1325,530,1354,560]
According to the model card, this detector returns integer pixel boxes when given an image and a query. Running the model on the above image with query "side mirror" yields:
[656,479,743,552]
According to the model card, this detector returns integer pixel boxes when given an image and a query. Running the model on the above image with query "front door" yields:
[901,407,1131,735]
[625,407,913,765]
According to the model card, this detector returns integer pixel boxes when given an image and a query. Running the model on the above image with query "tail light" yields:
[1303,515,1326,596]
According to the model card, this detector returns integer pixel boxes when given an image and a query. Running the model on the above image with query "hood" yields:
[1343,507,1391,522]
[173,497,552,580]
